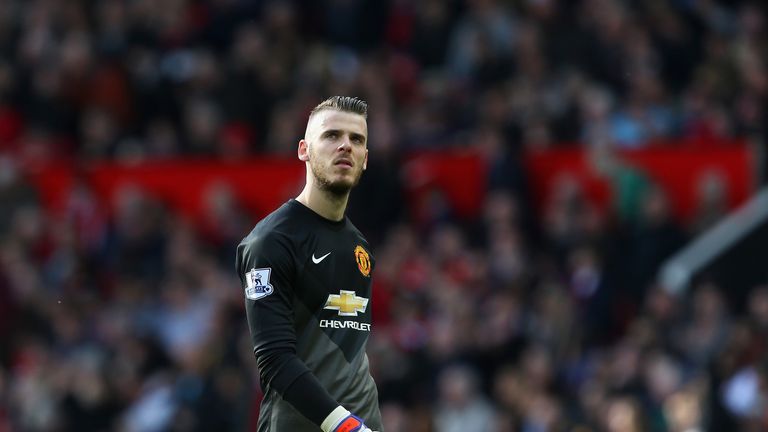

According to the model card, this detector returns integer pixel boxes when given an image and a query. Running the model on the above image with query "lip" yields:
[334,159,353,168]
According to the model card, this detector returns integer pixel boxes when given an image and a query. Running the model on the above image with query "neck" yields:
[296,183,349,222]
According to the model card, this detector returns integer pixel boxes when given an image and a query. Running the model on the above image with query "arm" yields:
[237,232,337,424]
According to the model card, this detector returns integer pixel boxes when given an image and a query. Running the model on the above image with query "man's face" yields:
[300,110,368,195]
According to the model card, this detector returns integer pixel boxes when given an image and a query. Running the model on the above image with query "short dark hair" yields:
[309,96,368,119]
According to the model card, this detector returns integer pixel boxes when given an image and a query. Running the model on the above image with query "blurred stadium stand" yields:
[1,0,767,431]
[660,188,768,302]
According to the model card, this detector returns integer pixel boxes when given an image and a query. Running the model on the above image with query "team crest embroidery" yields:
[244,268,274,300]
[354,245,371,277]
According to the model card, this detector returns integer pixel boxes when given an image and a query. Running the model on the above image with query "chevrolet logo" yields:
[324,290,369,317]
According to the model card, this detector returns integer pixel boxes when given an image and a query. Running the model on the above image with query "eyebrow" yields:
[321,129,367,142]
[350,132,366,142]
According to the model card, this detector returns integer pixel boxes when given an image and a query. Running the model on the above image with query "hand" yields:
[332,413,372,432]
[322,406,375,432]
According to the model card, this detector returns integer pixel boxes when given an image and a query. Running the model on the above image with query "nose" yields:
[337,135,352,152]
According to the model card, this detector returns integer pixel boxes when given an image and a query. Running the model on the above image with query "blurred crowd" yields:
[0,0,766,161]
[1,0,768,431]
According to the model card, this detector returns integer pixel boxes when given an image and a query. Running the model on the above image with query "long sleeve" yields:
[236,231,339,425]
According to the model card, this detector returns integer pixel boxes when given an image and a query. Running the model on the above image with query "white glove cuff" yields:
[321,406,351,432]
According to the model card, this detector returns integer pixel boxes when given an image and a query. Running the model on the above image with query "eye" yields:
[325,131,338,139]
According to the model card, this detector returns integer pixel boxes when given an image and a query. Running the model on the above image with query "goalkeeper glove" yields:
[321,406,373,432]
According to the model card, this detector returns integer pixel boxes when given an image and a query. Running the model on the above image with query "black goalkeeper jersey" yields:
[236,199,382,431]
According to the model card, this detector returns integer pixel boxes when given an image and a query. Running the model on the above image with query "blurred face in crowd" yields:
[299,109,368,195]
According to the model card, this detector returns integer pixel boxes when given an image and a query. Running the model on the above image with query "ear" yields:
[363,148,368,170]
[298,139,310,161]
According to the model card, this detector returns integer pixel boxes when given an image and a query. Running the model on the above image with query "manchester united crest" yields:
[354,245,371,277]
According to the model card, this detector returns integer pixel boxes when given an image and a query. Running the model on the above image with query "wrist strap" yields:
[321,406,351,432]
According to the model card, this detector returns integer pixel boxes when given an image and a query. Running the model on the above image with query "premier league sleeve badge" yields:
[244,268,274,300]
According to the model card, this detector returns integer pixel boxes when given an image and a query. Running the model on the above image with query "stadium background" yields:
[1,0,767,431]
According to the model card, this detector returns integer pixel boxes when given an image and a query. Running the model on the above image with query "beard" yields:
[309,157,364,197]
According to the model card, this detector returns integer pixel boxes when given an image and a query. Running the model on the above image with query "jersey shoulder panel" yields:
[241,201,302,242]
[344,218,365,238]
[236,202,304,282]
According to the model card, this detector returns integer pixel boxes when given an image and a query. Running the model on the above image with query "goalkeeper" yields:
[236,96,382,431]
